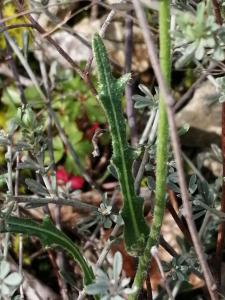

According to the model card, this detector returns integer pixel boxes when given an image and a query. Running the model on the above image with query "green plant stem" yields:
[129,1,171,299]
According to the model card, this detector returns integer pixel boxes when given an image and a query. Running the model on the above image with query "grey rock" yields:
[176,81,221,147]
[36,16,149,72]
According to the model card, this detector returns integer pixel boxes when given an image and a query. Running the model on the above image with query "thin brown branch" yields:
[1,0,92,23]
[146,270,153,300]
[212,0,223,25]
[39,54,69,299]
[174,62,219,113]
[134,146,149,193]
[84,0,124,74]
[0,23,35,34]
[151,246,174,300]
[48,250,69,300]
[13,0,97,96]
[167,190,193,245]
[132,1,175,106]
[91,0,99,20]
[7,195,98,213]
[159,235,179,258]
[132,1,218,299]
[124,10,138,146]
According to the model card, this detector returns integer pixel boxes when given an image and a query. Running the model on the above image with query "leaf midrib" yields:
[100,59,140,238]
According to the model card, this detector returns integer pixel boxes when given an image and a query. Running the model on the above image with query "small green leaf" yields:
[211,144,222,163]
[72,140,92,167]
[1,284,10,296]
[113,252,123,281]
[167,181,180,193]
[134,99,152,109]
[213,47,225,61]
[117,73,131,91]
[175,43,196,69]
[196,2,205,24]
[219,95,225,103]
[147,176,155,190]
[195,39,205,60]
[103,218,112,229]
[188,174,197,194]
[178,123,190,136]
[85,282,108,295]
[45,136,64,164]
[24,86,43,108]
[21,107,37,128]
[132,95,148,102]
[168,172,179,183]
[17,160,38,170]
[0,261,10,280]
[107,164,118,179]
[2,87,20,106]
[25,178,48,196]
[4,273,22,286]
[85,101,106,124]
[138,84,153,98]
[205,37,215,48]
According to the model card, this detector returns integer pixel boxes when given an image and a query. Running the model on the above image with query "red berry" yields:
[69,176,85,190]
[56,167,69,184]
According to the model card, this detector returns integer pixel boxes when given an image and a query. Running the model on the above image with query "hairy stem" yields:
[129,1,171,298]
[132,0,218,299]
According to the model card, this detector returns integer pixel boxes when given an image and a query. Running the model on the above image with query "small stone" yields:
[176,81,221,147]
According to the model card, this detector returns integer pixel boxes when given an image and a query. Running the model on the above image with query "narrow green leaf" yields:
[175,43,196,69]
[0,216,94,287]
[113,252,123,281]
[134,99,152,109]
[195,39,205,60]
[188,174,197,194]
[138,84,153,98]
[85,282,108,295]
[25,179,48,196]
[92,34,149,256]
[107,164,118,179]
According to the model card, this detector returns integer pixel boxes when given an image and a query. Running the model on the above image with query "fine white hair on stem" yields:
[132,0,218,299]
